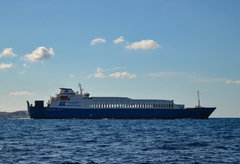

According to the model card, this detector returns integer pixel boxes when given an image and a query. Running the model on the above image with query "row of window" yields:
[89,104,173,109]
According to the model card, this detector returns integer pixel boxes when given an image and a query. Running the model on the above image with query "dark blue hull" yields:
[28,106,216,119]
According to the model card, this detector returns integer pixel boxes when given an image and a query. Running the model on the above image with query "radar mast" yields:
[78,83,84,97]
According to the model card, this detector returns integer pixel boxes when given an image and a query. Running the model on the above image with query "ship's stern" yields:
[27,100,45,118]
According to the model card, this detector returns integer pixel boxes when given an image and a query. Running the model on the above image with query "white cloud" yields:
[24,46,54,62]
[88,67,136,79]
[0,48,17,58]
[9,91,34,96]
[113,36,124,44]
[90,38,106,46]
[23,63,27,68]
[226,80,240,85]
[94,67,106,78]
[125,40,161,50]
[0,63,13,70]
[69,74,75,78]
[109,72,136,79]
[19,71,25,74]
[88,67,106,79]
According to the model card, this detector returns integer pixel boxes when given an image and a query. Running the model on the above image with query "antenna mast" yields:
[78,83,84,97]
[197,90,200,108]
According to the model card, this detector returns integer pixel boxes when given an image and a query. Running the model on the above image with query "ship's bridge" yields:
[60,88,75,95]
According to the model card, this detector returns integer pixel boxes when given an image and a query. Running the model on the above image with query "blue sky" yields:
[0,0,240,117]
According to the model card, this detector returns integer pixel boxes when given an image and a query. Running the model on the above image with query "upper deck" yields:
[48,87,184,109]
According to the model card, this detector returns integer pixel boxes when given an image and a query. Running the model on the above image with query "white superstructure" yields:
[48,86,185,110]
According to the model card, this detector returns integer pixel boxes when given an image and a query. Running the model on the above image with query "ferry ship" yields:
[27,84,216,119]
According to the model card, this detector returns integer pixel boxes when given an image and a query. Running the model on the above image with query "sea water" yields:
[0,118,240,164]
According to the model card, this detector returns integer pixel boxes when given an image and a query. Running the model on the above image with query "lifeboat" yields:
[60,94,69,100]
